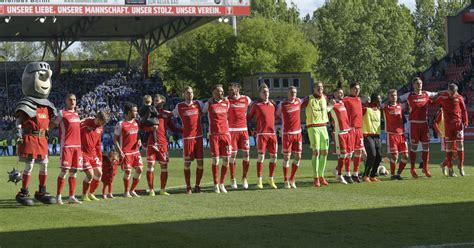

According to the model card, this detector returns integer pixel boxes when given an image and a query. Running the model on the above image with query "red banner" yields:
[465,127,474,141]
[0,5,250,16]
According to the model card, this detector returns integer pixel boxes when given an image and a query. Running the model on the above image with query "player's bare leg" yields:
[409,143,419,178]
[129,166,142,197]
[456,141,465,176]
[146,161,156,196]
[159,162,170,195]
[219,157,230,193]
[194,159,204,193]
[88,167,102,200]
[241,150,250,189]
[81,168,93,202]
[256,153,265,189]
[267,154,278,189]
[421,143,431,177]
[289,153,301,188]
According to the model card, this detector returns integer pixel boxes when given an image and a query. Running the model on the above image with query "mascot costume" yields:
[14,62,57,206]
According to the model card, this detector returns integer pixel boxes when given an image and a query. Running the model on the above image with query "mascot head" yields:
[21,62,53,99]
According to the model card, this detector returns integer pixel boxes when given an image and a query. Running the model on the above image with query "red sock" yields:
[398,161,407,174]
[446,152,453,168]
[82,180,90,194]
[229,163,235,179]
[219,165,228,184]
[57,177,65,195]
[290,163,298,181]
[457,150,464,168]
[146,171,154,189]
[195,167,203,186]
[160,171,168,190]
[257,162,263,178]
[123,177,130,192]
[38,173,47,187]
[353,156,361,173]
[22,173,31,190]
[344,157,350,173]
[336,158,344,174]
[242,160,249,178]
[68,177,76,196]
[90,179,100,194]
[283,167,289,181]
[102,183,106,195]
[422,151,429,169]
[108,182,113,194]
[390,160,396,175]
[269,162,276,178]
[409,151,416,169]
[131,177,140,191]
[211,164,219,185]
[184,169,191,187]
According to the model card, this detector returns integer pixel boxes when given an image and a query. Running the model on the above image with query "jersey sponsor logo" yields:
[183,109,199,116]
[286,107,300,113]
[70,117,81,122]
[37,113,47,118]
[127,129,139,135]
[231,103,246,108]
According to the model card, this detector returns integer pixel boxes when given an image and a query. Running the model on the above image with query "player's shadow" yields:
[0,199,29,209]
[1,201,473,247]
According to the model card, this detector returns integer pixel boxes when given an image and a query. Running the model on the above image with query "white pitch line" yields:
[408,242,474,248]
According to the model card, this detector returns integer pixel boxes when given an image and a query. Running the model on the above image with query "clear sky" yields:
[287,0,417,17]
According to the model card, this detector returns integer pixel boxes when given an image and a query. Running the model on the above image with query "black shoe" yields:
[343,176,354,184]
[16,188,34,206]
[351,175,361,183]
[391,175,398,180]
[194,185,201,193]
[396,174,403,180]
[34,187,57,204]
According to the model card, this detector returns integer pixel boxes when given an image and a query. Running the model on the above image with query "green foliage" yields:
[314,0,415,94]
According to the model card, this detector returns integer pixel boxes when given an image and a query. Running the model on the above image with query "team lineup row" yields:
[14,64,469,205]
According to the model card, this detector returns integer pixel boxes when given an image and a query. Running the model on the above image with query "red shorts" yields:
[257,134,278,155]
[146,144,169,164]
[82,154,102,170]
[121,151,143,170]
[445,122,464,142]
[409,122,430,144]
[386,133,408,154]
[349,128,364,151]
[230,130,250,152]
[334,132,352,155]
[210,133,232,158]
[60,147,83,170]
[183,137,204,161]
[282,133,302,154]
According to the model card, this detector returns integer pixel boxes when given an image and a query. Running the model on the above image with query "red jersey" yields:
[276,98,302,134]
[399,91,436,123]
[55,109,81,147]
[145,109,182,146]
[204,98,230,135]
[342,96,363,128]
[228,95,251,131]
[433,93,468,126]
[383,103,404,134]
[173,101,203,139]
[329,101,351,132]
[247,100,276,134]
[80,118,103,157]
[114,119,140,153]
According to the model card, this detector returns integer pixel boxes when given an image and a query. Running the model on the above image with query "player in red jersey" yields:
[80,111,109,201]
[342,82,365,183]
[433,108,457,176]
[276,86,302,189]
[247,83,278,189]
[227,83,252,190]
[329,87,353,185]
[383,89,408,180]
[145,94,182,196]
[432,84,469,177]
[399,77,438,178]
[53,94,83,204]
[114,102,143,198]
[173,86,205,194]
[101,150,120,198]
[203,84,232,193]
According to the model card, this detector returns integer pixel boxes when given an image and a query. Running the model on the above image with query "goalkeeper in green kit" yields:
[301,81,335,187]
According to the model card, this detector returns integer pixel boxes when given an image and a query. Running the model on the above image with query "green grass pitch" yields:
[0,143,473,247]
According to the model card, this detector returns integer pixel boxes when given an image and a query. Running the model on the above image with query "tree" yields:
[251,0,300,25]
[314,0,415,94]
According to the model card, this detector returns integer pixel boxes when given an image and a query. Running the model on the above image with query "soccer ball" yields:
[377,165,389,176]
